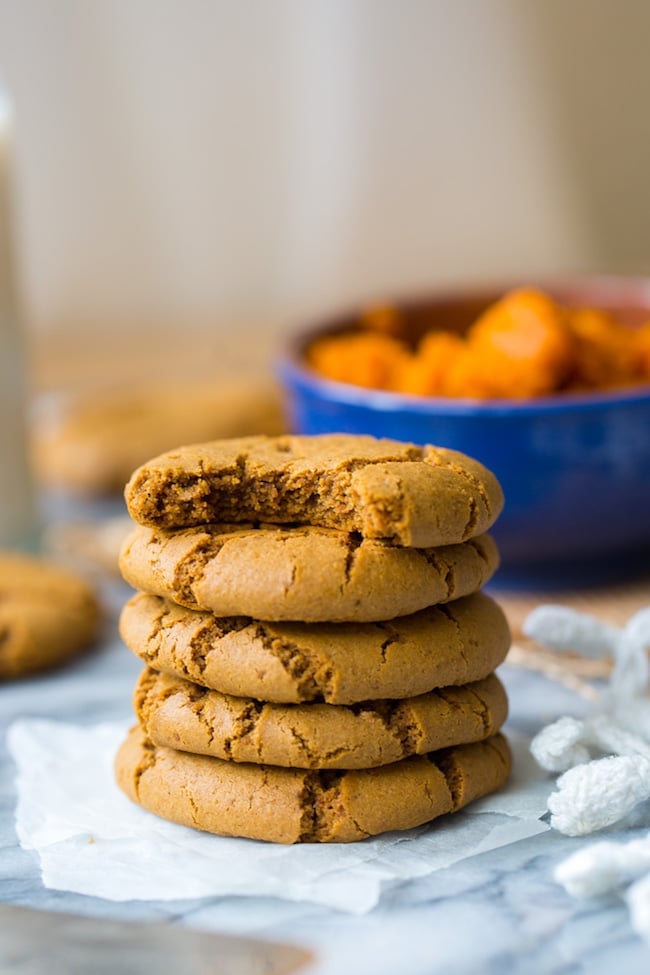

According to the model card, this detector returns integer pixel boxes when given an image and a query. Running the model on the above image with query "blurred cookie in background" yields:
[0,552,101,679]
[31,377,288,495]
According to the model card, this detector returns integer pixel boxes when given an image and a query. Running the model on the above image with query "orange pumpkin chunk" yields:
[567,308,644,389]
[396,332,466,396]
[464,289,575,398]
[306,331,410,390]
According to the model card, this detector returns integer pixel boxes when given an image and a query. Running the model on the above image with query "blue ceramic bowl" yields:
[276,279,650,588]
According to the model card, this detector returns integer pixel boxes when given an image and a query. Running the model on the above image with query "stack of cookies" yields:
[115,434,512,844]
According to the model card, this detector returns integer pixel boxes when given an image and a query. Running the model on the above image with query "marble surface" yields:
[2,544,650,974]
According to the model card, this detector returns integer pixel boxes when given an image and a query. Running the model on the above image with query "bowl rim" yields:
[277,275,650,416]
[277,351,650,416]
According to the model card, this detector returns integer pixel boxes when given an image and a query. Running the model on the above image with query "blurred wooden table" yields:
[28,322,280,395]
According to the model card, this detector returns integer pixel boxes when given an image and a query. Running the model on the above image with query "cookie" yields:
[33,379,287,495]
[0,552,100,679]
[135,667,508,769]
[119,591,510,704]
[118,524,499,622]
[124,434,504,547]
[115,725,511,843]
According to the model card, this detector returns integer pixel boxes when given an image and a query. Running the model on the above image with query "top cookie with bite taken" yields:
[124,434,503,548]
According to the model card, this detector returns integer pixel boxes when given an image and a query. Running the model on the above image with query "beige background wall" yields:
[0,0,648,348]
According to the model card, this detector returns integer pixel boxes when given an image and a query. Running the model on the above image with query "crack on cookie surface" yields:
[428,750,465,810]
[420,550,456,600]
[424,449,494,536]
[131,736,158,801]
[342,532,363,586]
[463,687,493,737]
[465,498,478,540]
[484,736,511,773]
[254,623,333,702]
[235,698,264,739]
[188,686,217,748]
[287,725,318,764]
[299,770,347,842]
[435,603,469,672]
[373,620,401,664]
[298,773,319,840]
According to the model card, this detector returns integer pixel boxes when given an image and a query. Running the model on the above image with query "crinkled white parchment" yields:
[8,719,549,914]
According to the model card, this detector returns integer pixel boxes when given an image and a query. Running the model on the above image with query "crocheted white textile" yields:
[527,605,650,941]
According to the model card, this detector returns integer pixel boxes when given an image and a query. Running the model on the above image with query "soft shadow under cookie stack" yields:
[115,434,512,843]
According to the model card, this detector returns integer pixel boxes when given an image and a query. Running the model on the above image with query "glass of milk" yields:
[0,89,39,551]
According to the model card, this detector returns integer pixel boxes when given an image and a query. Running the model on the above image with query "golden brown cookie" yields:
[118,523,499,622]
[33,379,287,495]
[135,666,508,769]
[124,434,504,546]
[120,591,510,704]
[115,725,511,843]
[0,552,100,679]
